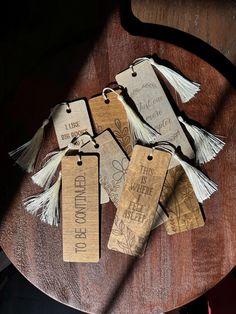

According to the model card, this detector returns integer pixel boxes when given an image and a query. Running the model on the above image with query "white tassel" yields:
[32,146,70,189]
[117,94,159,144]
[24,173,62,226]
[174,155,218,203]
[134,57,200,103]
[178,116,225,165]
[9,119,49,173]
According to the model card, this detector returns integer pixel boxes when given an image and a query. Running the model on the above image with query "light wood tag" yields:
[116,60,194,168]
[81,130,168,228]
[81,130,129,209]
[61,155,99,262]
[161,165,205,235]
[52,99,93,149]
[108,145,171,256]
[88,91,133,157]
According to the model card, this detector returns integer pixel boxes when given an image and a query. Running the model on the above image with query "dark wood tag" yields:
[108,145,171,256]
[61,155,99,262]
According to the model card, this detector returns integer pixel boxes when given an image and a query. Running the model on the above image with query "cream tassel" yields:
[24,173,62,226]
[178,116,225,165]
[102,88,159,144]
[9,119,49,173]
[155,145,218,203]
[173,155,218,203]
[134,57,200,103]
[32,145,70,189]
[118,94,159,144]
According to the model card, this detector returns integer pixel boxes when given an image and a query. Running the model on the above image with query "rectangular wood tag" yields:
[88,91,133,157]
[81,130,168,227]
[52,99,93,149]
[161,165,205,235]
[116,60,194,168]
[81,130,128,209]
[108,145,171,256]
[61,155,99,262]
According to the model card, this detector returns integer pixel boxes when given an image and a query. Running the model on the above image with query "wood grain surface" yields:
[132,0,236,65]
[108,145,171,256]
[0,1,236,313]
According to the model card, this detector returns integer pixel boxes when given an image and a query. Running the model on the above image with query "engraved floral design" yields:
[112,216,135,255]
[162,166,203,234]
[111,215,147,256]
[112,157,129,183]
[113,119,133,156]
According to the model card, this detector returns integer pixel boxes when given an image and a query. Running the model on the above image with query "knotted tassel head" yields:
[178,116,225,165]
[24,172,62,226]
[9,119,49,173]
[134,57,200,103]
[102,87,159,144]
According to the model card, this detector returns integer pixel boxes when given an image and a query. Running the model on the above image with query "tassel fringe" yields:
[178,116,225,165]
[9,119,49,173]
[134,57,200,103]
[32,147,69,189]
[175,156,218,203]
[24,173,62,226]
[150,59,200,103]
[118,94,159,144]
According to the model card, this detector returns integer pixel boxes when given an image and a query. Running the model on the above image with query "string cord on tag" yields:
[149,142,217,203]
[102,87,159,144]
[131,56,200,103]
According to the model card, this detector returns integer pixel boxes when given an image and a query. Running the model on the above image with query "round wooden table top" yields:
[0,1,235,313]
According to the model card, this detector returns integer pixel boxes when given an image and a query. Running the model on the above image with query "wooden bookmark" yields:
[52,99,93,149]
[116,60,194,168]
[81,130,168,228]
[108,145,171,256]
[161,165,205,235]
[61,155,99,262]
[88,91,133,157]
[81,130,129,208]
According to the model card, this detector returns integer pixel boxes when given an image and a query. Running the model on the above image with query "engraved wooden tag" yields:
[88,91,133,157]
[81,130,129,208]
[108,145,171,256]
[116,60,194,168]
[52,99,93,149]
[81,130,168,228]
[161,165,205,235]
[61,155,99,262]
